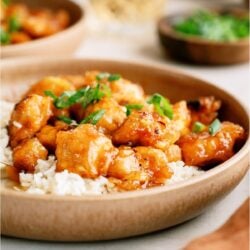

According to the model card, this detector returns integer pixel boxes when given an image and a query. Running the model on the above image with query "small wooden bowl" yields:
[1,58,249,241]
[158,8,250,65]
[1,0,85,58]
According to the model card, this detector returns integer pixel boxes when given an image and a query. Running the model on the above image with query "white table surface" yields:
[1,0,249,249]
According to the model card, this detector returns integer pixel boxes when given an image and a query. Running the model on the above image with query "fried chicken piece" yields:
[164,144,182,162]
[56,124,118,178]
[37,121,70,152]
[76,71,145,105]
[108,146,172,191]
[36,125,58,152]
[112,111,180,150]
[134,146,173,186]
[108,146,141,179]
[177,122,245,167]
[110,78,145,105]
[10,31,31,44]
[8,95,52,148]
[13,138,48,172]
[22,9,69,38]
[172,101,191,135]
[5,3,29,24]
[24,77,74,120]
[188,96,221,125]
[84,97,126,134]
[25,77,75,97]
[60,75,86,88]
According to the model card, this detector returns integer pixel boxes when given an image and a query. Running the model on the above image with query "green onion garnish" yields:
[125,104,143,116]
[96,72,121,82]
[108,74,121,81]
[0,28,10,45]
[80,110,105,125]
[192,121,206,133]
[79,84,104,108]
[2,0,10,6]
[173,10,250,42]
[57,115,74,125]
[96,72,110,81]
[44,90,57,101]
[44,84,107,110]
[209,119,221,135]
[100,83,111,97]
[8,16,21,33]
[147,93,173,119]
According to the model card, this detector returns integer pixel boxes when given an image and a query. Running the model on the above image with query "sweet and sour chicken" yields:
[1,1,70,45]
[7,71,246,191]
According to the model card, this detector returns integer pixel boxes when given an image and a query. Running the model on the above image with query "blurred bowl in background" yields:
[158,8,249,65]
[1,0,86,58]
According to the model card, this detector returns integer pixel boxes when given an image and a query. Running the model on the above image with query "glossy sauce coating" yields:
[7,71,246,191]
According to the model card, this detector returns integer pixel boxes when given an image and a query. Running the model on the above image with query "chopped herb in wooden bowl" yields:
[173,10,250,42]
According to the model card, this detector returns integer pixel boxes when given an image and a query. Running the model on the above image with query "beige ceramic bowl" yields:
[1,58,249,241]
[1,0,85,58]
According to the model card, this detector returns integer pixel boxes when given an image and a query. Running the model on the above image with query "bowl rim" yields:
[1,0,85,51]
[1,57,249,201]
[158,7,250,47]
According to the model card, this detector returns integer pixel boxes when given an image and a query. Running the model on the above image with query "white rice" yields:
[19,156,109,195]
[0,100,204,196]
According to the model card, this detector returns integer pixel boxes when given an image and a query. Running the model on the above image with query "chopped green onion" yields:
[57,115,74,125]
[0,28,10,45]
[44,84,107,110]
[80,110,105,125]
[79,84,104,108]
[96,72,110,81]
[2,0,10,6]
[44,90,57,101]
[209,119,221,135]
[54,90,76,109]
[173,10,250,42]
[192,121,206,133]
[100,84,111,97]
[108,74,121,81]
[96,72,121,82]
[125,104,143,116]
[147,93,173,119]
[8,16,21,33]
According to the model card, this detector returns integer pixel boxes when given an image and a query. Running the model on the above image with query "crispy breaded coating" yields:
[177,122,245,167]
[108,146,172,190]
[25,77,75,97]
[36,125,58,152]
[134,146,172,186]
[188,96,221,126]
[56,124,118,178]
[172,101,191,135]
[13,138,48,172]
[84,97,126,134]
[164,144,182,162]
[112,111,180,150]
[8,95,52,148]
[110,78,145,105]
[108,146,140,180]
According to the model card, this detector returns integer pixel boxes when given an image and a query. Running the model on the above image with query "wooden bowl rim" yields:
[1,0,85,52]
[158,8,250,46]
[1,57,249,201]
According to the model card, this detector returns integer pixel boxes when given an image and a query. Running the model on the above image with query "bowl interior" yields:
[1,58,249,133]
